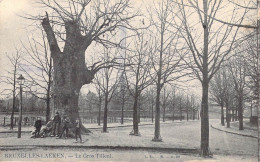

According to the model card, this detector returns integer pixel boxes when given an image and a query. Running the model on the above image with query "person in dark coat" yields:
[51,112,61,137]
[57,116,70,139]
[74,119,82,143]
[34,117,42,138]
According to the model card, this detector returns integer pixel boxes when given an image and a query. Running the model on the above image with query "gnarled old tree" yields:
[175,0,250,156]
[38,0,138,131]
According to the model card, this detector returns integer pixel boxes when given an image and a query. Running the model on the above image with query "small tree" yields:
[229,56,248,130]
[95,47,119,132]
[0,50,22,130]
[125,31,152,136]
[221,67,235,128]
[148,0,185,142]
[210,69,226,126]
[93,80,104,126]
[20,31,53,122]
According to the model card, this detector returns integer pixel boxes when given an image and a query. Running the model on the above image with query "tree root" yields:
[81,124,92,134]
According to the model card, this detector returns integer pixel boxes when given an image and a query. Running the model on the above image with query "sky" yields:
[0,0,257,102]
[0,0,31,70]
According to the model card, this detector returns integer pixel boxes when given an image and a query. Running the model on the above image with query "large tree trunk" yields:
[52,52,92,134]
[238,96,243,130]
[221,103,225,126]
[42,17,94,134]
[200,0,210,157]
[200,78,210,156]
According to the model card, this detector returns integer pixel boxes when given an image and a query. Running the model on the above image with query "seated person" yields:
[30,120,53,138]
[40,120,53,138]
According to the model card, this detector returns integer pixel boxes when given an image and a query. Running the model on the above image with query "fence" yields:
[1,116,42,127]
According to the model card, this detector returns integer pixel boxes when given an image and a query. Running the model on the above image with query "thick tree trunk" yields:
[200,79,210,156]
[51,50,93,134]
[220,103,225,126]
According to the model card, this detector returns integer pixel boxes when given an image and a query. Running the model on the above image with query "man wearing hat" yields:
[57,115,70,139]
[51,112,61,137]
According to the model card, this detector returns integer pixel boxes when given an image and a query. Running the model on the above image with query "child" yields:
[34,117,42,138]
[74,119,82,143]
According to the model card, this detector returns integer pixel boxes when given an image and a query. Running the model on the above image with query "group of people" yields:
[32,112,83,143]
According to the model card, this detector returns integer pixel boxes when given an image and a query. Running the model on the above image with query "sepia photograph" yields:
[0,0,259,161]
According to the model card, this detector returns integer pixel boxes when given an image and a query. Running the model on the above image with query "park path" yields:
[0,119,257,160]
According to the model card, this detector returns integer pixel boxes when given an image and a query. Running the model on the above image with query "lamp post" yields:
[17,74,25,138]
